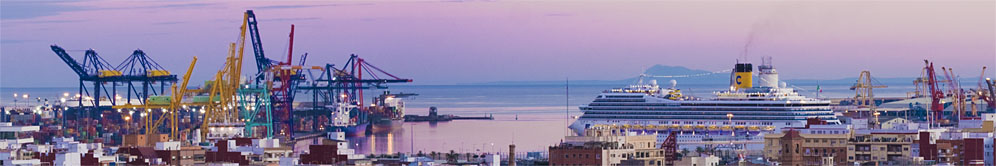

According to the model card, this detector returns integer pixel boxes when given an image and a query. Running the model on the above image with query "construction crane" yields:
[850,71,887,128]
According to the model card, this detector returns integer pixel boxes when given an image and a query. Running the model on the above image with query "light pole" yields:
[727,113,734,136]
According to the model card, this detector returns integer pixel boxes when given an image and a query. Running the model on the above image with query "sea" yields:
[0,82,917,155]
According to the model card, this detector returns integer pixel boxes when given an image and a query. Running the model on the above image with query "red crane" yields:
[923,60,945,125]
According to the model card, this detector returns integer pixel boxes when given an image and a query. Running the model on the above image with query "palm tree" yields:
[447,150,458,162]
[430,151,438,160]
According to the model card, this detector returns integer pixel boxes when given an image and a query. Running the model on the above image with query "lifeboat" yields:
[721,125,733,131]
[748,126,760,131]
[671,124,681,129]
[764,126,776,131]
[695,125,706,129]
[645,125,656,130]
[707,125,719,130]
[682,125,693,131]
[735,125,746,130]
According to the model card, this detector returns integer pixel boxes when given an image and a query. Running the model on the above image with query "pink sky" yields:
[1,1,993,87]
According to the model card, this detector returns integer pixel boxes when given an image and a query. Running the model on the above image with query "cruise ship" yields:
[569,58,840,143]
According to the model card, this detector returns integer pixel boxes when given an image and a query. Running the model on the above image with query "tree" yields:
[695,147,705,155]
[447,150,458,162]
[681,148,690,158]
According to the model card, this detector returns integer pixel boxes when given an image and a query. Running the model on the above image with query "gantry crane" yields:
[52,45,178,141]
[296,55,412,133]
[851,71,887,128]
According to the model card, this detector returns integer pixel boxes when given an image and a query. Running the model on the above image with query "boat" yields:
[569,57,840,143]
[330,92,416,136]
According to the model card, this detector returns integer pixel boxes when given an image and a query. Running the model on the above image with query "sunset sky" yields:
[2,0,993,87]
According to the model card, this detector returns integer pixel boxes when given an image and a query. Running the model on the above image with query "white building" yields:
[0,122,39,166]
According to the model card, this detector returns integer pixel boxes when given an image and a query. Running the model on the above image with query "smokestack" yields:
[509,144,516,166]
[732,62,753,90]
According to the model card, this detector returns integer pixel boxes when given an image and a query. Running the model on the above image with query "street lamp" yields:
[727,113,734,136]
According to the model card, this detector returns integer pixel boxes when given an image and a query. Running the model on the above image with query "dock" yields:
[404,107,493,122]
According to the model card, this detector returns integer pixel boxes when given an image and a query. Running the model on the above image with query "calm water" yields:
[1,82,916,154]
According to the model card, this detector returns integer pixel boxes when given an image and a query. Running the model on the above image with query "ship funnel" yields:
[758,56,779,88]
[731,62,753,90]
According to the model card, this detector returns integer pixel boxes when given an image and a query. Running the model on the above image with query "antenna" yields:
[566,77,570,137]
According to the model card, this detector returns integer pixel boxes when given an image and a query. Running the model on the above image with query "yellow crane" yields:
[199,12,250,139]
[851,71,887,128]
[143,56,197,143]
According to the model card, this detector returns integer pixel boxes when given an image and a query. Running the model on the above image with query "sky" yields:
[1,0,994,87]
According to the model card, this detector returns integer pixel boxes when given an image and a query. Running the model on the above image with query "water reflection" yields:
[346,114,574,155]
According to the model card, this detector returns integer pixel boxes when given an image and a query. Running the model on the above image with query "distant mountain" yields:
[473,65,730,85]
[471,64,990,87]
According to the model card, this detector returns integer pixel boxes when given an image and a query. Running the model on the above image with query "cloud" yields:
[545,13,573,17]
[253,3,373,10]
[261,17,321,22]
[1,1,215,20]
[0,1,89,20]
[1,39,36,44]
[152,21,186,25]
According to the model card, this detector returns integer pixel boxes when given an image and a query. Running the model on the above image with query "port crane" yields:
[296,55,413,133]
[52,45,179,141]
[941,67,970,121]
[199,12,276,139]
[147,57,196,142]
[921,60,948,126]
[973,67,995,112]
[242,10,322,139]
[850,71,887,128]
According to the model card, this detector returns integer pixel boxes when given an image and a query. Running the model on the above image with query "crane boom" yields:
[51,45,88,77]
[149,56,197,142]
[246,10,272,82]
[924,60,945,125]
